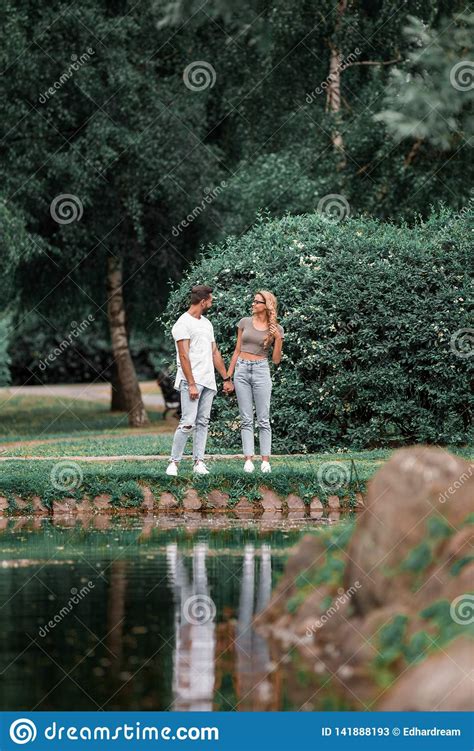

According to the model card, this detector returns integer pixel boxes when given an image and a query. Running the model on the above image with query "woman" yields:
[226,290,284,473]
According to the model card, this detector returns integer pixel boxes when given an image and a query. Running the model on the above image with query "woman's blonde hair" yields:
[256,290,279,348]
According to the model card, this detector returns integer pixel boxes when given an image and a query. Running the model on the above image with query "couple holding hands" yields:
[165,285,284,476]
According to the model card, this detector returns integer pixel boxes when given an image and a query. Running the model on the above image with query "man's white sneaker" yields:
[193,461,210,475]
[244,460,255,473]
[261,461,271,473]
[166,462,178,476]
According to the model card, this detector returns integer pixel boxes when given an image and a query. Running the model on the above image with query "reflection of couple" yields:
[165,285,284,476]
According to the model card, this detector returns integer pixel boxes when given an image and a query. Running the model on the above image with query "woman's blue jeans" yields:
[234,357,272,457]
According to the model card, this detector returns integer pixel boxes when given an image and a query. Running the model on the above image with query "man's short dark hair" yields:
[190,285,213,305]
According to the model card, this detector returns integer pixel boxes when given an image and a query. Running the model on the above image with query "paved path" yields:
[3,380,165,409]
[0,453,325,463]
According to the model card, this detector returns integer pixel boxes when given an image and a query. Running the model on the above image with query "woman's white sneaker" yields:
[193,461,210,475]
[244,460,255,473]
[261,461,271,473]
[166,461,178,476]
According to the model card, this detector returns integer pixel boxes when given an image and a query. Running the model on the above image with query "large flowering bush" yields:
[163,209,471,451]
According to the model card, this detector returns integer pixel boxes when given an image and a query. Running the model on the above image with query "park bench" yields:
[156,370,181,420]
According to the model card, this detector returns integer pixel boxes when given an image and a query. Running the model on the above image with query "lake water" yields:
[0,515,340,712]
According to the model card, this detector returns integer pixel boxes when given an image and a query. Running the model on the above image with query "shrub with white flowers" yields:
[163,209,471,451]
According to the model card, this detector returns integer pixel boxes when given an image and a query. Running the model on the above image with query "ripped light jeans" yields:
[234,357,272,457]
[170,381,216,462]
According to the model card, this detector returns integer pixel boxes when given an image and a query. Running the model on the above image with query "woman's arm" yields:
[270,326,283,365]
[227,328,243,377]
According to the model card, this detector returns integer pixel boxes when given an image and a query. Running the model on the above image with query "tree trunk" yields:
[106,255,149,427]
[326,0,347,167]
[110,359,128,411]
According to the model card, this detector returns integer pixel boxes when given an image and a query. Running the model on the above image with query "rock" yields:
[158,492,178,510]
[288,511,306,520]
[259,487,283,510]
[183,489,202,510]
[310,497,323,511]
[310,510,324,520]
[354,492,365,508]
[93,493,112,511]
[207,489,229,508]
[0,496,9,512]
[344,447,474,615]
[31,496,46,514]
[13,496,29,512]
[327,495,340,509]
[255,534,327,629]
[141,486,155,511]
[377,637,473,711]
[235,498,256,512]
[286,494,305,510]
[52,498,77,515]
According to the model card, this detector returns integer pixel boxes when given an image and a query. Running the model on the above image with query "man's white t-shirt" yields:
[172,311,217,391]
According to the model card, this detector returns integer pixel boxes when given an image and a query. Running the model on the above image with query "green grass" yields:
[0,393,471,508]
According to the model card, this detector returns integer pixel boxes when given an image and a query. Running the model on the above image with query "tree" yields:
[0,0,224,423]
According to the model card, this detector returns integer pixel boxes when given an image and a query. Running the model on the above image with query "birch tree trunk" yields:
[106,255,149,427]
[326,0,347,167]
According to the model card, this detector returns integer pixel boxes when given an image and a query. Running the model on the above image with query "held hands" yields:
[223,379,234,394]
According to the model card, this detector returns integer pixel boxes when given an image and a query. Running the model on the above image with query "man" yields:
[166,285,233,476]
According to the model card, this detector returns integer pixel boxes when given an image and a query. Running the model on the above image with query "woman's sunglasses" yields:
[252,299,266,305]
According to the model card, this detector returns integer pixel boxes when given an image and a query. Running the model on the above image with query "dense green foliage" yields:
[1,1,472,386]
[164,208,472,451]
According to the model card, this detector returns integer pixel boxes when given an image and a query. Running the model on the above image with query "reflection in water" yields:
[167,543,216,711]
[168,542,276,711]
[236,544,277,710]
[0,520,330,711]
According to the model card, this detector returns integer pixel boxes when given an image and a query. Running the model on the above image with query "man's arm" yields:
[212,342,227,379]
[177,339,199,400]
[212,342,234,392]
